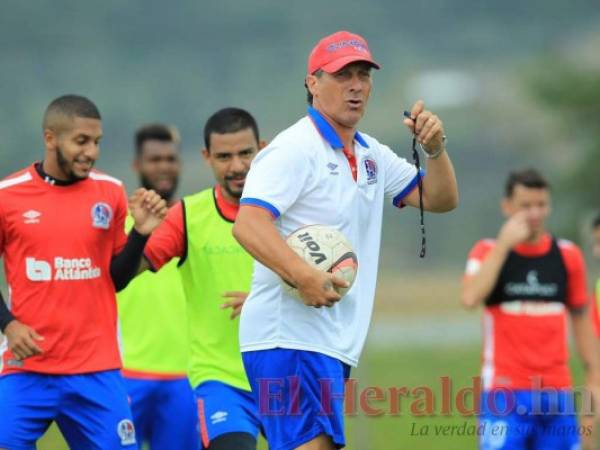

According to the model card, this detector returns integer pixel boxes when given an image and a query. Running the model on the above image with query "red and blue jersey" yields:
[464,234,588,389]
[0,163,128,375]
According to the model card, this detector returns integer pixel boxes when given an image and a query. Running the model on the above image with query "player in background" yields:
[138,108,266,450]
[0,95,167,450]
[461,169,600,450]
[117,124,198,450]
[591,214,600,338]
[233,30,458,450]
[588,212,600,448]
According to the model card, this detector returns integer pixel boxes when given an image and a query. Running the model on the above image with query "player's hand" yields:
[295,267,348,308]
[402,100,446,154]
[129,188,168,236]
[221,291,248,319]
[497,212,531,249]
[4,320,44,361]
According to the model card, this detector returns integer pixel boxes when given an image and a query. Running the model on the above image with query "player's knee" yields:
[204,432,256,450]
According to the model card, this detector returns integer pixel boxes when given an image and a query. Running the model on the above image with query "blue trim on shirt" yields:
[354,132,369,148]
[392,169,426,207]
[240,198,281,219]
[307,107,369,149]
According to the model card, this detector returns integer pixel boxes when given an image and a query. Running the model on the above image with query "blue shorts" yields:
[123,375,199,450]
[0,370,137,450]
[479,389,582,450]
[242,348,351,450]
[194,380,262,449]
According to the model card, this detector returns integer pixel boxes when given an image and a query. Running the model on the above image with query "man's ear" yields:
[43,128,57,151]
[500,198,511,218]
[132,156,141,174]
[306,74,318,98]
[202,147,210,163]
[258,140,267,150]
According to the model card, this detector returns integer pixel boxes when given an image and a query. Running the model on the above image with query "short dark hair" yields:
[42,94,101,131]
[504,168,550,198]
[305,70,323,105]
[135,123,179,156]
[593,212,600,229]
[203,108,259,150]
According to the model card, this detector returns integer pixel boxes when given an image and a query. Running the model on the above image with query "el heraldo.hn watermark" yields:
[255,376,596,418]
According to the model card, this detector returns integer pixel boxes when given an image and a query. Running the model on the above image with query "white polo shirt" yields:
[239,107,423,367]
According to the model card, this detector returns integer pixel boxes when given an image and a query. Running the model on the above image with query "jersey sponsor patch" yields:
[499,300,565,316]
[504,270,559,297]
[25,257,101,281]
[91,202,113,229]
[117,419,136,446]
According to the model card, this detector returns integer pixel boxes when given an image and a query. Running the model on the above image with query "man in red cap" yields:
[233,30,458,450]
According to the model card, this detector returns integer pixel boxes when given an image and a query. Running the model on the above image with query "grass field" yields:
[19,274,596,449]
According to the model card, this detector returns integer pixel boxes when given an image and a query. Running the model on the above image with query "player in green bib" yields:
[141,109,266,450]
[117,124,198,450]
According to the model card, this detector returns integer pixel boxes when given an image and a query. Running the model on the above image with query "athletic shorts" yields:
[123,375,198,450]
[479,389,581,450]
[0,370,137,450]
[242,348,350,450]
[194,380,262,449]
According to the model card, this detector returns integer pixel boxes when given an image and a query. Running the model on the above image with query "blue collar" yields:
[307,107,369,149]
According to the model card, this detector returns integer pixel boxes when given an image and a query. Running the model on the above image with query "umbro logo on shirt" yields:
[327,162,339,175]
[210,411,228,424]
[22,210,41,224]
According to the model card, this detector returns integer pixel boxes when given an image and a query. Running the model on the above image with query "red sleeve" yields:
[463,239,495,279]
[0,204,5,258]
[590,292,600,338]
[144,201,185,271]
[112,186,129,254]
[559,241,588,309]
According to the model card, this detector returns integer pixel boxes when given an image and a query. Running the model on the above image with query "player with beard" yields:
[117,124,198,450]
[137,108,266,450]
[0,95,167,449]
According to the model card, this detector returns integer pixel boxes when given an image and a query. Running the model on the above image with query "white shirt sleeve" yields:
[241,143,312,218]
[379,144,424,207]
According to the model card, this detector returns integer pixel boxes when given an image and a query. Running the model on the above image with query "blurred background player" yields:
[233,30,458,450]
[138,108,266,450]
[591,213,600,339]
[461,168,600,450]
[0,95,166,450]
[117,124,198,450]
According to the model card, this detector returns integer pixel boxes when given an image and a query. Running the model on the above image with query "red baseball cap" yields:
[307,30,380,75]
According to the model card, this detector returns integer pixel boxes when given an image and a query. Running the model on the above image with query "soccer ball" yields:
[282,224,358,299]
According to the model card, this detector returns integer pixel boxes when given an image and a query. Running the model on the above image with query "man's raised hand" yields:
[129,188,167,236]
